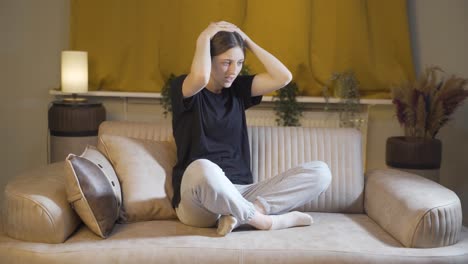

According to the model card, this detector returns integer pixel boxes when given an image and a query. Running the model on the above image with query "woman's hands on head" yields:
[232,26,250,44]
[200,21,238,40]
[200,21,250,43]
[185,21,241,98]
[183,21,262,99]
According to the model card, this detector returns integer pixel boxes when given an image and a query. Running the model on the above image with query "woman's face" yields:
[210,47,244,90]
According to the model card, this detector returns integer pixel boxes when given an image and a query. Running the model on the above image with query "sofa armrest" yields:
[2,162,81,243]
[365,169,462,248]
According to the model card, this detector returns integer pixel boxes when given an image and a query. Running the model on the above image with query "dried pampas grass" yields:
[391,67,468,139]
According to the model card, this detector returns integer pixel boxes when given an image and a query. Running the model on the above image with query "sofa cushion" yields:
[1,213,468,263]
[365,169,463,248]
[248,126,365,213]
[2,162,81,243]
[65,145,122,238]
[98,122,365,213]
[98,135,177,223]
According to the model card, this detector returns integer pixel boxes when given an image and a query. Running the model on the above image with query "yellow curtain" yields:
[308,0,415,97]
[71,0,414,98]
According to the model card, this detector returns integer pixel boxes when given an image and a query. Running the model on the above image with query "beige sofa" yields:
[1,121,467,263]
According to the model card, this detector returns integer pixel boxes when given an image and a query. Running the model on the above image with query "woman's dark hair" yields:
[210,31,245,58]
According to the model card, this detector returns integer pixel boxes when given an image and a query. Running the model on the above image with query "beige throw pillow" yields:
[65,145,122,238]
[98,135,177,223]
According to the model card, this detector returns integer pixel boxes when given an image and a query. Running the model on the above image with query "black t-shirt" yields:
[170,74,262,208]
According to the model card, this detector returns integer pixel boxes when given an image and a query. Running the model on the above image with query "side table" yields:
[48,100,106,163]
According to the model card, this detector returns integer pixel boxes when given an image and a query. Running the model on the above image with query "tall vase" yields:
[385,136,442,182]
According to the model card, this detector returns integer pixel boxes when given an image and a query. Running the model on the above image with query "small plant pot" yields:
[385,136,442,169]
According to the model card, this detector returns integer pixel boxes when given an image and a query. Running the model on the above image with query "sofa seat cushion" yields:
[1,213,467,264]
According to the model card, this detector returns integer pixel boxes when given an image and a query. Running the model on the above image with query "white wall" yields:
[0,0,69,194]
[407,0,468,226]
[0,0,466,226]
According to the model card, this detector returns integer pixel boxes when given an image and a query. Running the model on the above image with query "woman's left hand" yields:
[234,27,251,45]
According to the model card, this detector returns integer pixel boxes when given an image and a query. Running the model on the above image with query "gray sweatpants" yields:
[176,159,332,228]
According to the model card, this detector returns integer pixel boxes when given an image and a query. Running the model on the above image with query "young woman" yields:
[171,21,331,235]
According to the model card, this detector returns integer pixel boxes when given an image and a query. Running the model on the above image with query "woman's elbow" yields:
[279,70,293,87]
[182,73,209,97]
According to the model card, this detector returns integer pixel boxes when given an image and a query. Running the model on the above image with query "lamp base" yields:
[62,93,88,103]
[62,97,88,103]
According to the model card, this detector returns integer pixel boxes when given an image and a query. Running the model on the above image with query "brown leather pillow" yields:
[65,145,121,238]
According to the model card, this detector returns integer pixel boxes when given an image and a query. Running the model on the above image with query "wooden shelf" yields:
[50,89,392,105]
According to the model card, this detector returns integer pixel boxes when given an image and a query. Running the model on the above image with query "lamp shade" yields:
[61,51,88,93]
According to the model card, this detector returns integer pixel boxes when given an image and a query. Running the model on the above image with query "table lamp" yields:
[61,51,88,102]
[48,50,106,163]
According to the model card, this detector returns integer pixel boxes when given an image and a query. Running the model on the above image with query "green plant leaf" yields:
[161,73,176,118]
[273,82,303,126]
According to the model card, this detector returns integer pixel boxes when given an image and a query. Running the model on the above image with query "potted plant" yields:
[273,81,303,126]
[322,70,362,129]
[386,66,468,179]
[160,73,176,118]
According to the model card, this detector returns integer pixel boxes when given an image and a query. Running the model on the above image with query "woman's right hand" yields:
[200,21,238,40]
